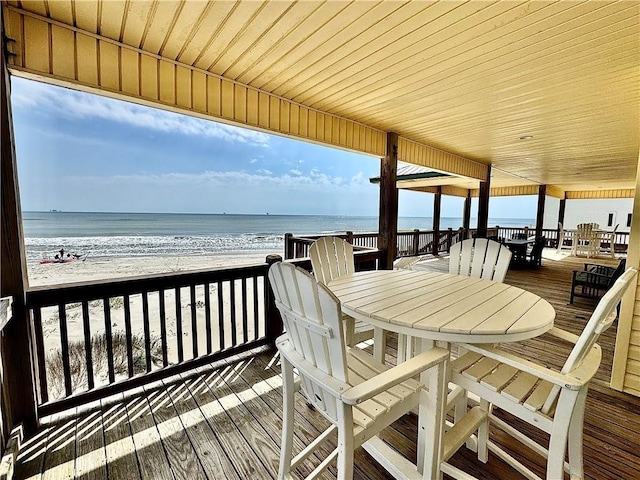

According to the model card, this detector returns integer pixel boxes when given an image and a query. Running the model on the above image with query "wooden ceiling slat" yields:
[211,1,296,77]
[233,1,352,86]
[120,0,153,48]
[98,0,126,41]
[277,0,470,101]
[299,0,545,108]
[72,0,99,32]
[190,1,267,74]
[340,6,637,121]
[174,1,236,66]
[44,0,73,25]
[159,1,212,60]
[316,2,600,110]
[328,4,636,120]
[139,0,182,55]
[249,0,401,91]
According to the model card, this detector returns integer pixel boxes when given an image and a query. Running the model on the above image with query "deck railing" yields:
[283,226,629,259]
[25,250,382,417]
[285,227,479,260]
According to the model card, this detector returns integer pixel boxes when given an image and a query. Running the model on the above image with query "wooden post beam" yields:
[476,166,491,238]
[1,16,37,434]
[378,132,399,269]
[432,187,442,255]
[536,185,547,239]
[557,196,566,247]
[462,190,472,239]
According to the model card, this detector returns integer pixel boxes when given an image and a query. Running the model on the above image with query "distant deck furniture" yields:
[570,258,626,304]
[525,236,546,268]
[573,223,600,258]
[556,222,573,254]
[598,224,618,259]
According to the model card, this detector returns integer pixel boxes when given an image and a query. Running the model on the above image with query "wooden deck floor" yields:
[15,252,640,480]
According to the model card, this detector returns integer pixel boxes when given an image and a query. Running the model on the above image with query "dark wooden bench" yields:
[570,258,626,304]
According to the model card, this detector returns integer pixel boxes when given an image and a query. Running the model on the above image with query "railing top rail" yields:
[27,262,269,308]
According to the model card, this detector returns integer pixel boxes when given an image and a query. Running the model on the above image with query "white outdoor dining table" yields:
[327,268,555,479]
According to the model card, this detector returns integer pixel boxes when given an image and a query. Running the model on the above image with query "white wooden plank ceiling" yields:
[6,0,640,193]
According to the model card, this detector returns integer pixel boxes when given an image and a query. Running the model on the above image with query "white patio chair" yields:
[598,224,618,259]
[556,222,573,254]
[449,238,512,283]
[310,236,373,346]
[269,262,450,480]
[446,267,638,480]
[573,223,599,258]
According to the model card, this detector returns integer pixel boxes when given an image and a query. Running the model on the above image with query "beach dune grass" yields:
[46,332,162,399]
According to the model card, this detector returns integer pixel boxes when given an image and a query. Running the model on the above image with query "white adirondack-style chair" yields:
[269,262,450,480]
[556,222,573,254]
[310,236,373,346]
[446,267,638,480]
[573,223,600,258]
[449,238,512,283]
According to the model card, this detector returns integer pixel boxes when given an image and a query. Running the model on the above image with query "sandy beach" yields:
[27,253,273,287]
[28,253,277,399]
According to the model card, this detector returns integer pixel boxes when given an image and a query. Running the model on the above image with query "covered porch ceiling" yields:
[3,0,639,197]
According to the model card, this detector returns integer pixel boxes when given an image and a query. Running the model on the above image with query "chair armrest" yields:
[546,327,580,344]
[341,348,449,405]
[458,343,594,389]
[276,337,348,399]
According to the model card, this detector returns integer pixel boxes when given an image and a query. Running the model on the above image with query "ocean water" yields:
[23,211,533,263]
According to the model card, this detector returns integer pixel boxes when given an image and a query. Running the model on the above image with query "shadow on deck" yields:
[15,252,640,480]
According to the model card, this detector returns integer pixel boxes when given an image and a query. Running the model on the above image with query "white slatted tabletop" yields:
[328,269,555,344]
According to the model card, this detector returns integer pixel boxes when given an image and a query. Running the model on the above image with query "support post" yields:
[378,132,398,269]
[432,187,442,255]
[412,229,420,256]
[283,233,293,259]
[557,197,566,247]
[265,254,284,346]
[462,190,472,239]
[476,166,491,238]
[535,185,547,239]
[1,23,37,434]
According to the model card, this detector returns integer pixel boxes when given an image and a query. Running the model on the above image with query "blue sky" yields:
[11,77,535,218]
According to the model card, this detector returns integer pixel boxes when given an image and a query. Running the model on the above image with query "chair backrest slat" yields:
[310,236,355,285]
[449,238,512,283]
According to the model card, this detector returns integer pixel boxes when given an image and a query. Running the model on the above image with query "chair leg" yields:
[337,405,355,480]
[567,389,588,479]
[546,389,580,480]
[278,358,296,480]
[477,399,490,463]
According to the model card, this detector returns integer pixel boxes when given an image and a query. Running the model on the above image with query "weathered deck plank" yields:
[163,375,239,480]
[101,395,141,480]
[124,389,173,480]
[143,383,208,480]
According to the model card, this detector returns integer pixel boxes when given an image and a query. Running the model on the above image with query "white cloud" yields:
[249,158,259,164]
[71,168,369,191]
[289,169,302,176]
[11,78,270,147]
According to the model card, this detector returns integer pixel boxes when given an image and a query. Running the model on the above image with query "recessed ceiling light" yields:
[519,135,534,140]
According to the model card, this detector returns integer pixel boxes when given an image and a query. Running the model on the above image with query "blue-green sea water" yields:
[23,211,533,263]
